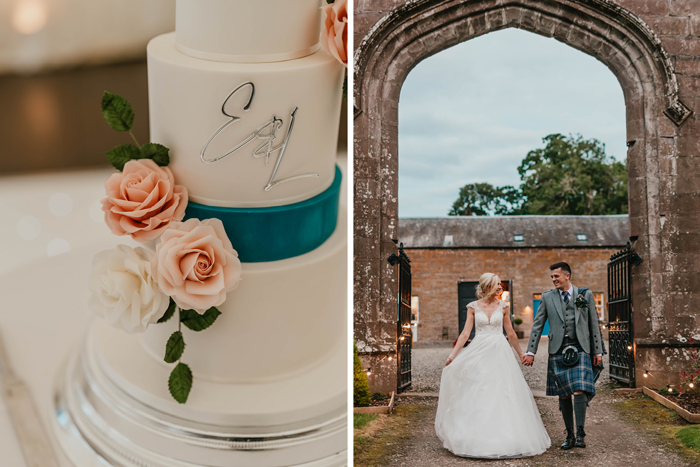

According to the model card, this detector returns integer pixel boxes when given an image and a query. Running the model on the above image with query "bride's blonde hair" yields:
[476,273,500,299]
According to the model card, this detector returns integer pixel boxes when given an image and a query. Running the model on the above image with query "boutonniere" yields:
[574,294,588,309]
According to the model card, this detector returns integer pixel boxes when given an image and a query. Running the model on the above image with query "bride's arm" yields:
[446,306,474,366]
[502,306,524,359]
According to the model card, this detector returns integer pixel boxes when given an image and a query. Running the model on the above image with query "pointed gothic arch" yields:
[354,0,694,392]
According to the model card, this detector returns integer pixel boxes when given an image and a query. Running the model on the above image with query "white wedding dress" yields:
[435,300,551,458]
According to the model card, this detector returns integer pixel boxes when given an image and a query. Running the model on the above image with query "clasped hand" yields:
[520,354,534,366]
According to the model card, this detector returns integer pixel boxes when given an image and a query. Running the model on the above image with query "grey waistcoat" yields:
[564,295,577,339]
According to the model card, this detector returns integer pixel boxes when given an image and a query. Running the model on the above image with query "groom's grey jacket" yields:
[527,286,604,355]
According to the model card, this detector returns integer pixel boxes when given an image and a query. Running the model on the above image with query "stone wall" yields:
[354,0,700,394]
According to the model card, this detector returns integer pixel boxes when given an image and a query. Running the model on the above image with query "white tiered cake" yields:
[51,1,347,466]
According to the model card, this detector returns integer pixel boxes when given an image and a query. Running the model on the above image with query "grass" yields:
[677,425,700,451]
[613,393,700,464]
[354,403,431,467]
[354,413,378,430]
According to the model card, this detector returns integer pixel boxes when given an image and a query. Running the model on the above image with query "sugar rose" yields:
[89,244,169,333]
[320,0,348,67]
[152,218,242,314]
[102,159,188,242]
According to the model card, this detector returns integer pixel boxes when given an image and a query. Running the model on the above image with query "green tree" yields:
[448,134,628,216]
[448,183,523,216]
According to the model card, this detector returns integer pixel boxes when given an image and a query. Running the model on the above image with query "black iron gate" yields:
[607,243,641,387]
[389,243,412,393]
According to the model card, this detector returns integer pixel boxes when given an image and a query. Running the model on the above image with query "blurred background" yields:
[0,0,176,173]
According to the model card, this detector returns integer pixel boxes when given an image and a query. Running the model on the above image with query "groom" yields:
[522,262,604,450]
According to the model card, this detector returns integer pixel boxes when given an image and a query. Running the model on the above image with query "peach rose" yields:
[102,159,188,242]
[320,0,348,67]
[152,218,242,313]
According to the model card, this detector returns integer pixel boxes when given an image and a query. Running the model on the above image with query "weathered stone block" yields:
[645,15,690,36]
[660,37,700,56]
[617,0,669,16]
[673,57,700,76]
[669,0,699,16]
[355,178,381,201]
[691,16,700,37]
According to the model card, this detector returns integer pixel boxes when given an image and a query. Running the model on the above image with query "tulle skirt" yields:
[435,333,551,458]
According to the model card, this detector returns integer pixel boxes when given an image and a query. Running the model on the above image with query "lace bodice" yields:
[468,300,505,337]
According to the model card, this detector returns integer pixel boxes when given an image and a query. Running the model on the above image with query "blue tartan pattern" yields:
[546,351,603,401]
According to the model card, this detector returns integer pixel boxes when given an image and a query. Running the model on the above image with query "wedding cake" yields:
[51,1,348,466]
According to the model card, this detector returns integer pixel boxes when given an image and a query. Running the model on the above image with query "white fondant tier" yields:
[148,32,344,208]
[176,0,322,63]
[140,206,347,383]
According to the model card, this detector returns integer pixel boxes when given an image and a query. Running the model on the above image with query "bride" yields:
[435,273,551,458]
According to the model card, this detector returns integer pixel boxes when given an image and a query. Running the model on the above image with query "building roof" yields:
[399,215,629,249]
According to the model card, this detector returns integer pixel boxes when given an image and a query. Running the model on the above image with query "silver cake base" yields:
[50,326,347,466]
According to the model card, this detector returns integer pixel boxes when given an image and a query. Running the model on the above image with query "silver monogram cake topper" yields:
[200,82,319,191]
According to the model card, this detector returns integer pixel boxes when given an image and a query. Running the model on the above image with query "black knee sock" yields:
[559,397,574,435]
[573,393,587,434]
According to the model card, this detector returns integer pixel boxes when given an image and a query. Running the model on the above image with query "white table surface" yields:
[0,153,348,467]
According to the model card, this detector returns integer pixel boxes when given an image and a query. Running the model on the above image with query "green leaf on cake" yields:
[140,142,170,167]
[180,307,221,332]
[157,298,177,323]
[101,91,135,132]
[164,331,186,364]
[168,362,192,404]
[106,144,140,171]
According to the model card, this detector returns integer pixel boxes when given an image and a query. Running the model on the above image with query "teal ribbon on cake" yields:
[184,166,341,262]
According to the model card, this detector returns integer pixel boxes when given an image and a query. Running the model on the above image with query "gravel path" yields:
[382,340,693,466]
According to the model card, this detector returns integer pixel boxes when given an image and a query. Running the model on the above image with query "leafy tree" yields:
[448,134,628,216]
[449,183,523,216]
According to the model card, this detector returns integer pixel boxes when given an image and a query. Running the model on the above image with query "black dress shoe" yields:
[561,436,576,450]
[575,426,586,448]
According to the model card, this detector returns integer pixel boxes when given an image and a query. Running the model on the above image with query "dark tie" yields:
[563,291,570,304]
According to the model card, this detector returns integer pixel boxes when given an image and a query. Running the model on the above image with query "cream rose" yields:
[320,0,348,67]
[102,159,188,242]
[89,244,169,333]
[152,218,242,314]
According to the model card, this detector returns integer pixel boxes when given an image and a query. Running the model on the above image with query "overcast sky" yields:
[398,28,627,218]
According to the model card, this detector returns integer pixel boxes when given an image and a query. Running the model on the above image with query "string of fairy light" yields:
[365,323,411,377]
[625,341,697,394]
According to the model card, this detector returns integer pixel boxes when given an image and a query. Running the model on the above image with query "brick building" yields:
[400,216,629,343]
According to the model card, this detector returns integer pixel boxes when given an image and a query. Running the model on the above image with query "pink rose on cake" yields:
[320,0,348,67]
[89,244,170,333]
[152,218,242,314]
[102,159,188,242]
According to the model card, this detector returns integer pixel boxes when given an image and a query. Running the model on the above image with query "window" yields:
[593,293,604,320]
[411,296,419,342]
[576,233,588,241]
[513,234,524,242]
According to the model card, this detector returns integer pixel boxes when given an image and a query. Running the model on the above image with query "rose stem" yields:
[129,129,141,148]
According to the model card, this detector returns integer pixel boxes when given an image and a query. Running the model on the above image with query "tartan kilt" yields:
[546,351,603,401]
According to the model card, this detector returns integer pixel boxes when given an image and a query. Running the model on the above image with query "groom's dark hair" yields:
[549,262,572,276]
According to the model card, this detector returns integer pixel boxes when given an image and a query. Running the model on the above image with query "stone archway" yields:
[354,0,697,393]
